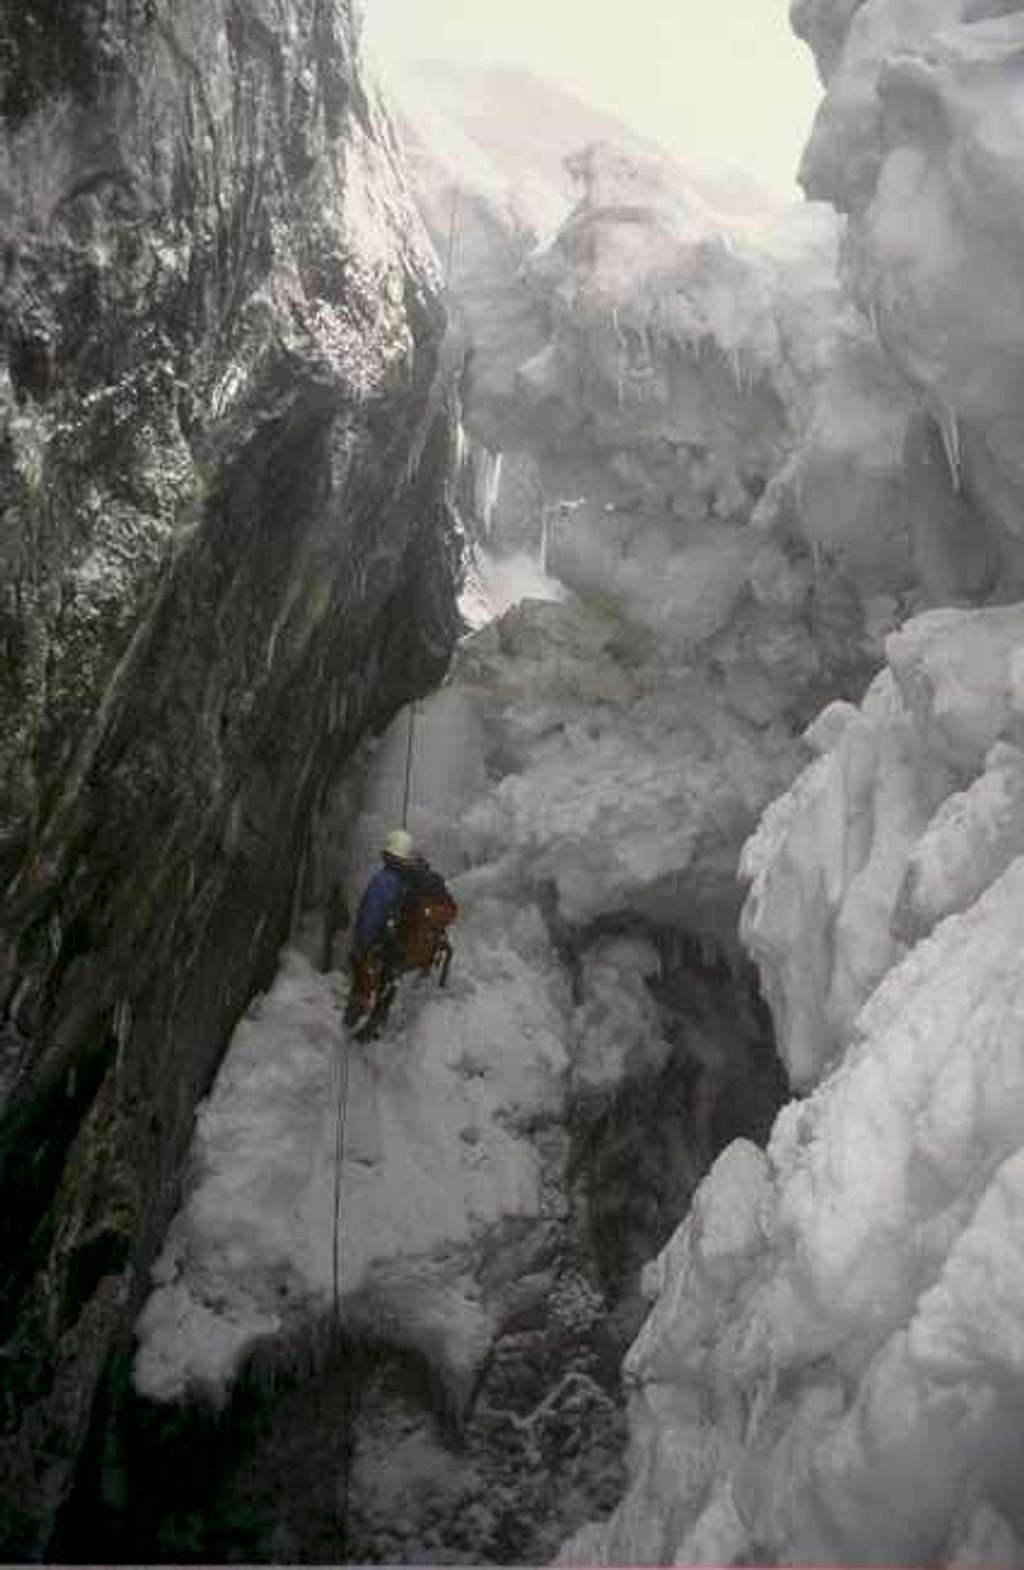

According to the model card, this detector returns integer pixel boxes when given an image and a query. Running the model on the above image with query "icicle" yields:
[453,417,466,477]
[867,299,880,341]
[728,345,742,395]
[113,996,132,1080]
[482,450,503,538]
[540,506,550,576]
[937,402,962,492]
[113,997,132,1047]
[745,1361,779,1445]
[611,305,628,409]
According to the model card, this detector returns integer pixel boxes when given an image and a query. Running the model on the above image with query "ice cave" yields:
[3,0,1024,1564]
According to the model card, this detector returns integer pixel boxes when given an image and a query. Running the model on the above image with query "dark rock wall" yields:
[0,1,460,1554]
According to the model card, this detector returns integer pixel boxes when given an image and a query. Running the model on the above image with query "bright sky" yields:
[361,0,823,200]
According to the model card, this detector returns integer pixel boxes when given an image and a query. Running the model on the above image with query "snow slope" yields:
[134,928,569,1407]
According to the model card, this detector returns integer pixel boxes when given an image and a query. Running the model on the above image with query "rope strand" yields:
[331,1037,352,1325]
[333,177,462,1549]
[401,701,416,831]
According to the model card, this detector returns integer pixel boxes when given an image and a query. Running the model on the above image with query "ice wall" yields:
[565,605,1024,1566]
[799,0,1024,599]
[559,6,1024,1563]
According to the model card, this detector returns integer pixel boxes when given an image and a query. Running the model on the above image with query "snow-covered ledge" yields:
[133,921,570,1410]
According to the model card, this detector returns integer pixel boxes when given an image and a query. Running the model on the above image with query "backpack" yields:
[397,875,458,973]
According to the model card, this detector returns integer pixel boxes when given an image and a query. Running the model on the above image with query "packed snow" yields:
[134,914,571,1405]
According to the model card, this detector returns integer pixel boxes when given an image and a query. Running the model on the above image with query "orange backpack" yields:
[398,885,458,972]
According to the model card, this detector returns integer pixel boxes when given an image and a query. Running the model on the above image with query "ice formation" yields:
[558,0,1024,1553]
[799,0,1024,600]
[565,607,1024,1565]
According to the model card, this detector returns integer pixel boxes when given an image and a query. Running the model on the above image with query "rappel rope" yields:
[445,185,461,289]
[330,182,462,1349]
[401,700,416,831]
[399,184,459,835]
[331,1028,352,1326]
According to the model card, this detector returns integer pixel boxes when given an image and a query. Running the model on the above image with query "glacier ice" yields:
[566,605,1024,1565]
[556,4,1024,1558]
[800,0,1024,598]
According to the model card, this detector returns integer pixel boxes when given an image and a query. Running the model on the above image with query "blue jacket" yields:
[353,864,408,955]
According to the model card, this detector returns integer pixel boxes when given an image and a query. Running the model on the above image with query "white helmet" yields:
[384,828,415,862]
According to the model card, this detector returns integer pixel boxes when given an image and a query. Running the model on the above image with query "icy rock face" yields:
[0,3,459,1553]
[798,0,1024,600]
[565,604,1024,1566]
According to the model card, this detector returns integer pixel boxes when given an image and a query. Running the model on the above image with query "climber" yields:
[344,828,457,1040]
